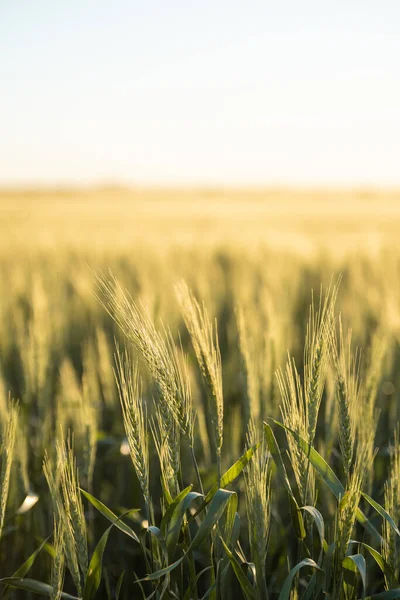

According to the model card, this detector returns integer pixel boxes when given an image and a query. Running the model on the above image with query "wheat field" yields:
[0,187,400,599]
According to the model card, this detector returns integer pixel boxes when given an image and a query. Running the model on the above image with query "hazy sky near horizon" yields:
[1,1,400,186]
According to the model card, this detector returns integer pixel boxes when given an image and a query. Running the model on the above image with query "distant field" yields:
[1,187,400,254]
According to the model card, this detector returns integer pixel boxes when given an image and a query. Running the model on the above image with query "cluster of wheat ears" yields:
[0,269,399,600]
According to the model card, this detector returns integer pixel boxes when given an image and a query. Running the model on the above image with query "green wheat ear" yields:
[150,405,180,502]
[50,518,66,600]
[329,316,361,481]
[244,420,271,600]
[44,432,87,596]
[0,400,19,541]
[383,425,400,584]
[59,434,88,577]
[43,443,82,596]
[114,344,151,513]
[175,280,224,478]
[334,437,371,594]
[304,276,341,443]
[278,279,340,506]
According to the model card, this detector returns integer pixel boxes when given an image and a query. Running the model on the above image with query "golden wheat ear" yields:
[175,280,224,481]
[329,315,361,481]
[43,437,83,597]
[60,434,88,586]
[50,518,66,600]
[244,420,271,600]
[150,404,180,502]
[304,276,341,443]
[96,272,194,441]
[114,344,151,513]
[277,279,341,507]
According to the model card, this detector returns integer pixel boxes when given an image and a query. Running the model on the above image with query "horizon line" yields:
[1,180,400,193]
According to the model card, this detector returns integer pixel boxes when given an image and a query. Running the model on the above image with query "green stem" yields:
[183,513,198,599]
[216,447,222,489]
[190,444,204,495]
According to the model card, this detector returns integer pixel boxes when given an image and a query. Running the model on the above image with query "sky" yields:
[1,1,400,187]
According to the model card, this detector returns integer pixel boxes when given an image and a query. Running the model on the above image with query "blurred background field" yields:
[2,187,400,253]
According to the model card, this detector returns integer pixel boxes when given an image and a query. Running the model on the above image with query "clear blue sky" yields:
[1,1,400,186]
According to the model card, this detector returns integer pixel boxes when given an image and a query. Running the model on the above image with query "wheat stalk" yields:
[175,280,224,482]
[334,438,371,594]
[50,519,66,600]
[0,400,19,540]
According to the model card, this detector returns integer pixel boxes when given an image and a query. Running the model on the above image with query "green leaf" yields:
[270,419,382,543]
[143,525,169,572]
[191,489,237,551]
[200,564,230,600]
[231,511,241,549]
[300,575,316,600]
[362,590,400,600]
[166,490,202,560]
[160,485,193,537]
[355,507,383,544]
[264,423,305,539]
[301,506,325,563]
[343,554,366,600]
[183,567,212,600]
[0,578,78,599]
[300,569,325,600]
[218,537,255,600]
[37,538,56,559]
[139,555,184,582]
[141,526,170,600]
[362,492,400,536]
[81,489,140,543]
[270,419,343,497]
[361,543,398,589]
[146,525,166,548]
[217,503,241,593]
[140,489,237,582]
[321,541,336,592]
[220,496,238,547]
[289,495,306,540]
[116,571,125,600]
[1,538,49,600]
[278,558,321,600]
[193,444,260,519]
[133,573,147,600]
[83,525,113,600]
[264,423,293,495]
